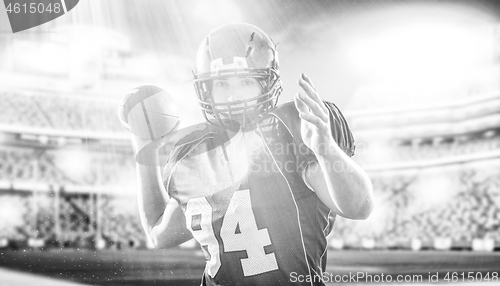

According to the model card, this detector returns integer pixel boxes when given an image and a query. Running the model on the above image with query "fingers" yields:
[298,73,328,114]
[301,73,317,91]
[296,92,328,123]
[294,94,326,126]
[298,109,324,126]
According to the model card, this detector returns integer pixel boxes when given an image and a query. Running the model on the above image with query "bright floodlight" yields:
[53,150,91,182]
[348,22,493,89]
[0,198,24,231]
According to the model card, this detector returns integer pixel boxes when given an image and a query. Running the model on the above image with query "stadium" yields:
[1,0,500,285]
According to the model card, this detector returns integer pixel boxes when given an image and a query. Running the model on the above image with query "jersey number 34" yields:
[185,189,279,277]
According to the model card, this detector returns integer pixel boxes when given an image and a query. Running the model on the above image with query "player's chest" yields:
[173,132,285,193]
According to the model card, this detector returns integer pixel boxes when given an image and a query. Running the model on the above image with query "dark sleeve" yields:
[272,100,355,174]
[323,101,356,157]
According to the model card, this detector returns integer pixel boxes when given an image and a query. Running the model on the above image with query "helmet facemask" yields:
[193,23,283,131]
[194,68,281,130]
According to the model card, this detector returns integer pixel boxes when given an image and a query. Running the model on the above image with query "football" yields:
[118,85,180,141]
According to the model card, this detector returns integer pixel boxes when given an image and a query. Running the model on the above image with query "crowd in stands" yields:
[396,133,500,163]
[0,91,123,133]
[0,148,38,182]
[2,165,500,251]
[354,130,500,167]
[0,146,135,187]
[57,193,94,247]
[100,194,146,249]
[331,169,500,249]
[1,91,500,251]
[0,191,147,250]
[347,77,500,111]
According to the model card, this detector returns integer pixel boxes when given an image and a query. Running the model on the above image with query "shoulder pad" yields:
[162,122,237,178]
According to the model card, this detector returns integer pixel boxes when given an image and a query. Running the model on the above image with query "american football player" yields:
[134,23,373,285]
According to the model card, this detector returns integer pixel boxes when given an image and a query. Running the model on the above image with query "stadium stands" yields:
[0,88,499,252]
[354,130,500,167]
[0,146,135,186]
[0,91,123,132]
[331,169,500,250]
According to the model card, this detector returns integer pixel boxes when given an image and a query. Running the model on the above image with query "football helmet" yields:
[193,23,282,130]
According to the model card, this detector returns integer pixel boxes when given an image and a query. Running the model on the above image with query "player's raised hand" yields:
[294,73,333,155]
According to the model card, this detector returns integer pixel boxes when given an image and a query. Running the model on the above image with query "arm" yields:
[133,138,193,248]
[294,73,374,220]
[304,144,373,220]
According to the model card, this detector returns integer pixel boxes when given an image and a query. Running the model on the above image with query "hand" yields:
[294,73,333,155]
[118,86,179,162]
[119,112,170,159]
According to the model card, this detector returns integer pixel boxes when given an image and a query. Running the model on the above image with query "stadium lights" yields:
[57,137,67,146]
[38,135,49,145]
[411,238,422,251]
[0,238,8,248]
[433,237,452,250]
[53,149,91,182]
[27,238,45,249]
[361,238,376,249]
[0,199,24,234]
[483,130,496,138]
[472,238,495,251]
[95,237,107,250]
[347,21,493,91]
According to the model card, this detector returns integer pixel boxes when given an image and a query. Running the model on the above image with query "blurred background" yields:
[1,0,500,285]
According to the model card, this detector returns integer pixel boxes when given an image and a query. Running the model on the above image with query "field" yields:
[1,248,499,285]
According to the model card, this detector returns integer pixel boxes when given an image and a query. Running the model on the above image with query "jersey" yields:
[162,101,355,286]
